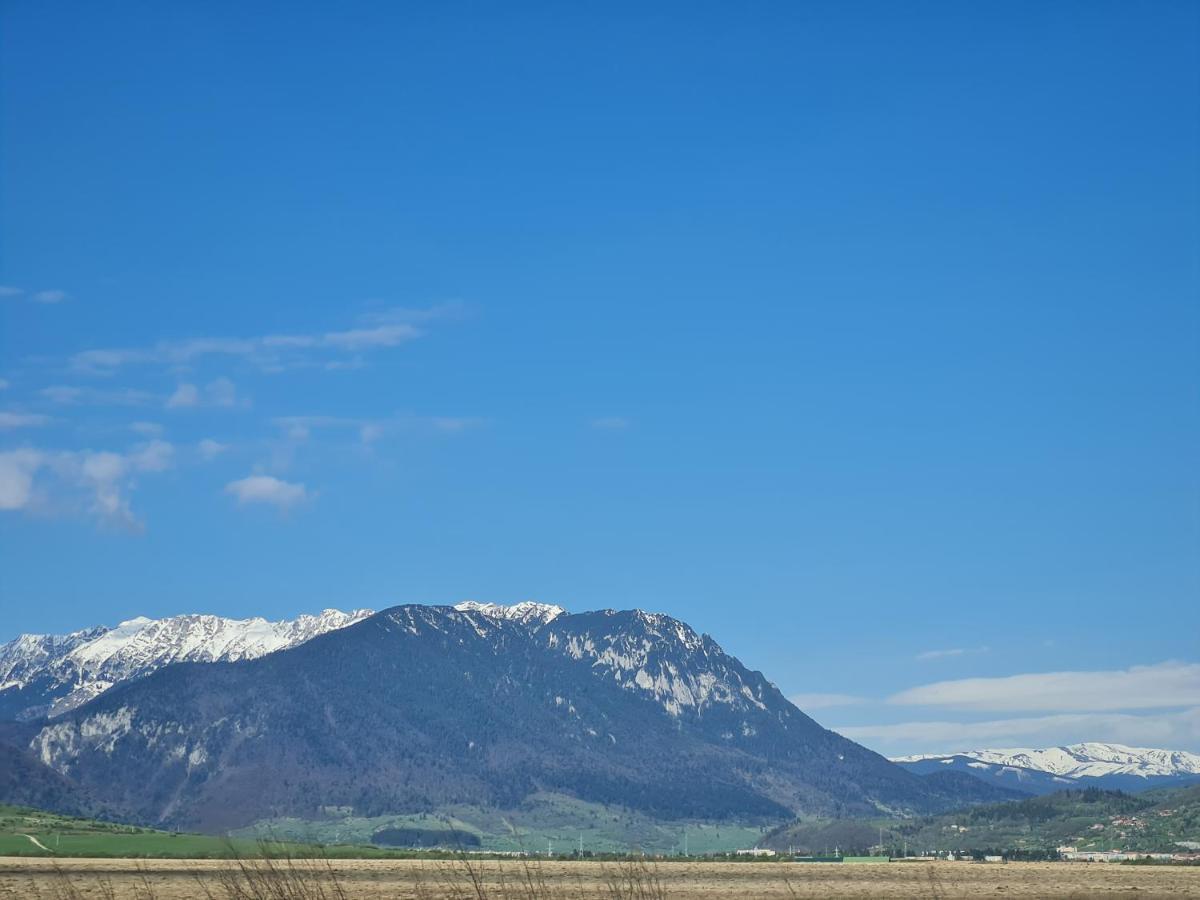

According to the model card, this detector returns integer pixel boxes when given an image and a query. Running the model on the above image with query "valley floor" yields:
[2,857,1200,899]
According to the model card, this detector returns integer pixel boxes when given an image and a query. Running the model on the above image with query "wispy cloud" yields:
[77,440,175,528]
[590,416,631,430]
[273,415,360,439]
[129,422,164,437]
[128,439,174,473]
[225,475,308,510]
[0,440,175,529]
[889,661,1200,713]
[429,416,486,433]
[835,707,1200,755]
[166,377,246,410]
[273,415,369,443]
[69,305,451,375]
[357,301,467,325]
[0,286,68,304]
[197,438,228,460]
[916,646,989,661]
[166,384,201,408]
[272,413,484,444]
[790,692,866,711]
[0,449,44,510]
[0,411,52,429]
[262,324,419,352]
[203,377,241,408]
[40,385,154,406]
[0,379,9,390]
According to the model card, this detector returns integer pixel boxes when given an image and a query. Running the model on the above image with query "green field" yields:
[1,796,768,859]
[22,786,1192,861]
[234,791,770,855]
[0,805,263,858]
[0,805,429,859]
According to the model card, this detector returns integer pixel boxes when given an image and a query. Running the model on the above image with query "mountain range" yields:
[0,602,1017,832]
[0,608,373,720]
[893,744,1200,795]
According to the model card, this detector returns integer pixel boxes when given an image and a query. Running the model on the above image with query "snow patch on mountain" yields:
[893,743,1200,779]
[454,600,565,626]
[1,608,373,719]
[542,609,771,719]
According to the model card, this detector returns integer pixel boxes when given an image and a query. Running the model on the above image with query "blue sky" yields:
[2,1,1197,756]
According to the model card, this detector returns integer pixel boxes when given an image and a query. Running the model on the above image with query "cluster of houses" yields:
[1057,846,1200,863]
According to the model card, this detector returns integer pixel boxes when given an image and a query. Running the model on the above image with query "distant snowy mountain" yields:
[893,743,1200,795]
[894,743,1200,779]
[0,608,373,720]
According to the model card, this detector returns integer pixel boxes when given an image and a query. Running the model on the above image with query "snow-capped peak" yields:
[454,600,565,626]
[892,742,1200,779]
[0,608,374,719]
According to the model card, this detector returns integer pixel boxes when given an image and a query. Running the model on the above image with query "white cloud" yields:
[358,301,467,325]
[590,416,631,430]
[0,379,9,390]
[41,385,154,406]
[166,378,244,410]
[835,707,1200,756]
[0,411,52,429]
[430,416,485,433]
[129,439,174,472]
[0,286,68,304]
[0,442,175,528]
[0,449,44,509]
[273,415,394,444]
[197,438,228,460]
[75,442,174,527]
[78,451,135,527]
[205,376,239,407]
[40,386,84,404]
[224,475,307,510]
[166,383,201,408]
[889,662,1200,713]
[916,646,989,661]
[263,323,420,351]
[272,414,483,445]
[790,693,866,711]
[130,422,163,437]
[69,306,447,374]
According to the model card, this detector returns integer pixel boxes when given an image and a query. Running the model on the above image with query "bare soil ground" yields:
[2,856,1199,899]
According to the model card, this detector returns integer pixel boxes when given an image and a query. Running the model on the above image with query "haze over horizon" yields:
[2,1,1197,759]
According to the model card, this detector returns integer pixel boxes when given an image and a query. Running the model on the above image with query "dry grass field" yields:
[2,857,1199,899]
